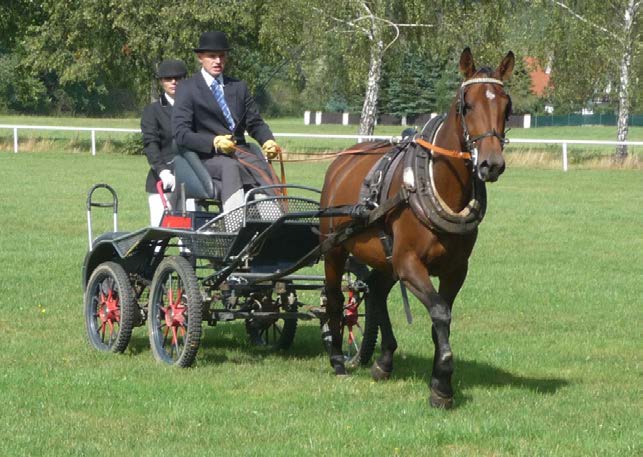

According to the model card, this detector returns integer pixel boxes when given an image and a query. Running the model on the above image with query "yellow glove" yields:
[213,134,236,154]
[262,139,281,160]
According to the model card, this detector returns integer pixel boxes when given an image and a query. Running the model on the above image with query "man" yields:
[172,30,282,224]
[141,59,194,226]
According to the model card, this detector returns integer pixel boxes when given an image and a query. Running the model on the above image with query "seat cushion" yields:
[174,150,221,201]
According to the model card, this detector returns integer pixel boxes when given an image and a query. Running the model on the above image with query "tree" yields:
[380,49,457,117]
[261,0,434,135]
[529,0,640,158]
[0,0,44,53]
[21,0,274,114]
[315,1,437,135]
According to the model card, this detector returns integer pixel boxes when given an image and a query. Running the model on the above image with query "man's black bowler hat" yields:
[194,31,231,52]
[156,59,187,78]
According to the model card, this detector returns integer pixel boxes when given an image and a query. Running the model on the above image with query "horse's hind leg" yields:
[324,246,349,375]
[367,269,397,381]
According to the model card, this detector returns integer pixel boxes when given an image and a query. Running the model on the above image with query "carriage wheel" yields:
[321,258,376,368]
[148,256,203,367]
[84,261,137,353]
[245,293,298,350]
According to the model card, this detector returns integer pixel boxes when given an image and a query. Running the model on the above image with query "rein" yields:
[232,145,288,195]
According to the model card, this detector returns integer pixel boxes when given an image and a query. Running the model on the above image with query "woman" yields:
[141,59,194,226]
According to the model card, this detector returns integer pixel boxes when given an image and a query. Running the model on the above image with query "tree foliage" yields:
[0,0,638,140]
[19,0,274,114]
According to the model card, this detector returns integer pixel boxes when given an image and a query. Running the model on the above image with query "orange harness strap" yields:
[414,137,471,161]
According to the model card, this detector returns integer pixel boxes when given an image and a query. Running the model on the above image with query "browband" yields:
[461,77,504,88]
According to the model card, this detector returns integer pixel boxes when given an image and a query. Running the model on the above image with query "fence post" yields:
[562,142,568,172]
[13,127,18,153]
[91,129,96,156]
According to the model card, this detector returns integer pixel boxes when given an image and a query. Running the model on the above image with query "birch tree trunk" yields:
[614,0,638,159]
[358,28,384,137]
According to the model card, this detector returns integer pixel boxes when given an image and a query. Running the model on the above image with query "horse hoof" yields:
[429,388,454,410]
[370,362,391,381]
[334,365,348,376]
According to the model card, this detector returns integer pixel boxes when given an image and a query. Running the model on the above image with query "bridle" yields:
[456,77,510,167]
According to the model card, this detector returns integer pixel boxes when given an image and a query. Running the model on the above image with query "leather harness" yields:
[319,112,490,256]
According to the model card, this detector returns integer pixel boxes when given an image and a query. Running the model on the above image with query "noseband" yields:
[457,77,509,166]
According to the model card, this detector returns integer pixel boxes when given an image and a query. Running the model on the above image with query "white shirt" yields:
[200,68,225,93]
[164,94,174,106]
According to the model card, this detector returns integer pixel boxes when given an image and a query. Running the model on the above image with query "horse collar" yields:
[409,116,487,234]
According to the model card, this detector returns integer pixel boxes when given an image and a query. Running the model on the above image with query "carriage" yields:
[82,160,375,368]
[83,47,515,409]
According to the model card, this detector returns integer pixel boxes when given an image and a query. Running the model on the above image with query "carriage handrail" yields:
[244,183,322,201]
[86,183,118,250]
[242,184,321,227]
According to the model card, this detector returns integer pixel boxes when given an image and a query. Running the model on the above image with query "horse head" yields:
[458,48,514,182]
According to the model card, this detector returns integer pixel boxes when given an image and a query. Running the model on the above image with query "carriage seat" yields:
[173,143,272,206]
[173,150,222,202]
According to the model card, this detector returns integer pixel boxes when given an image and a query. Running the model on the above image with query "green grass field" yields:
[0,147,641,456]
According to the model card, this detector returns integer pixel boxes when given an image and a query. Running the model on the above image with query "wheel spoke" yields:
[171,326,178,347]
[173,333,181,356]
[163,325,170,348]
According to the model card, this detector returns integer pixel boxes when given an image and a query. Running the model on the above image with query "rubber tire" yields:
[148,256,203,367]
[84,261,137,353]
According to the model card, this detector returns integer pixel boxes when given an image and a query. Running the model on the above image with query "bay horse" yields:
[320,48,514,408]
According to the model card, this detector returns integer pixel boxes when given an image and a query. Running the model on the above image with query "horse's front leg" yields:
[395,255,457,409]
[428,263,469,407]
[324,247,349,375]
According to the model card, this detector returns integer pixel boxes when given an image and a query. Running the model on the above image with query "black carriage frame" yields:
[82,183,375,368]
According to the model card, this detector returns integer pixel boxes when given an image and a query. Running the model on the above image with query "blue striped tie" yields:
[210,79,236,131]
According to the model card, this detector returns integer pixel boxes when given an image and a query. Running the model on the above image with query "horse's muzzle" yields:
[477,154,506,182]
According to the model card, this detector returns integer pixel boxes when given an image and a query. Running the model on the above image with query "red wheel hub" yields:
[343,291,359,344]
[163,287,187,346]
[98,289,120,337]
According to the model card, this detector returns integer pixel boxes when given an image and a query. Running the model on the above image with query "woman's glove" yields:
[261,139,282,160]
[213,135,236,154]
[159,169,175,191]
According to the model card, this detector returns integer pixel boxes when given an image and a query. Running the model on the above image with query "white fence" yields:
[1,124,641,172]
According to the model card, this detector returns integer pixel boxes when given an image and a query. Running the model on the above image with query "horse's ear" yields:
[459,47,476,78]
[496,51,515,81]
